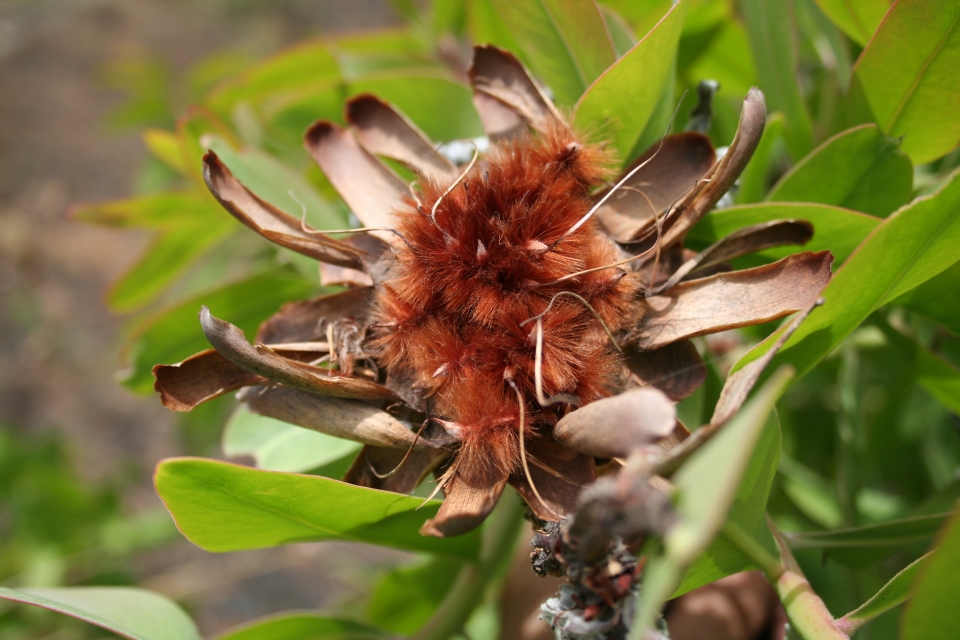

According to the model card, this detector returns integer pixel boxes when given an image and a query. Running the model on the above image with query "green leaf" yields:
[491,0,616,106]
[767,124,913,217]
[205,41,341,118]
[877,324,960,416]
[894,259,960,335]
[687,202,881,266]
[671,395,787,596]
[347,71,483,142]
[216,612,385,640]
[839,552,929,630]
[778,455,844,529]
[573,0,688,162]
[786,512,952,551]
[367,555,463,634]
[732,169,960,383]
[601,5,638,58]
[467,0,528,61]
[154,457,481,561]
[70,191,223,230]
[176,107,240,187]
[737,112,784,204]
[851,0,960,164]
[222,405,362,473]
[741,0,813,160]
[902,511,960,640]
[814,0,891,46]
[122,266,320,393]
[0,586,200,640]
[634,367,793,630]
[143,128,187,174]
[107,222,235,313]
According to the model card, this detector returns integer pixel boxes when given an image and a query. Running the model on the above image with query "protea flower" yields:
[153,45,832,538]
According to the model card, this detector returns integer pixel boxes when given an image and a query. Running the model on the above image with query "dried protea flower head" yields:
[153,46,833,538]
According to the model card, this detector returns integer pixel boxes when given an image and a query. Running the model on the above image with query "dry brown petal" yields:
[255,287,374,344]
[202,151,366,269]
[509,434,596,521]
[629,250,833,350]
[420,467,508,538]
[320,263,374,288]
[553,388,677,460]
[153,349,264,412]
[346,94,457,181]
[343,445,447,493]
[651,219,815,294]
[625,339,706,401]
[594,133,716,243]
[303,121,408,244]
[471,91,528,142]
[238,385,426,450]
[633,89,767,253]
[201,306,397,402]
[468,45,560,137]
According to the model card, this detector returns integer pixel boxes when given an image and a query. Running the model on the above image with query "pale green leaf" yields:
[814,0,892,46]
[216,612,385,640]
[0,586,200,640]
[902,511,960,640]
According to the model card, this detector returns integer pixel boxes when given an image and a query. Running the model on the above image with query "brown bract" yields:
[152,45,833,538]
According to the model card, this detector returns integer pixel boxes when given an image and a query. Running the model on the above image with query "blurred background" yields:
[0,1,407,637]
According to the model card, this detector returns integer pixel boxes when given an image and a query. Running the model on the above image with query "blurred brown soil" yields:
[0,0,403,634]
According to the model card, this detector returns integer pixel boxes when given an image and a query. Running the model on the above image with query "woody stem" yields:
[411,490,526,640]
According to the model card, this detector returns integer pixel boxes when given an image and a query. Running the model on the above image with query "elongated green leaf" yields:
[155,457,481,560]
[0,586,200,640]
[635,368,793,631]
[687,202,881,265]
[205,41,341,117]
[852,0,960,164]
[839,552,929,631]
[733,170,960,382]
[767,124,912,216]
[107,222,235,313]
[902,511,960,640]
[602,5,637,58]
[216,612,385,640]
[122,266,320,393]
[778,455,844,529]
[222,405,361,473]
[814,0,892,46]
[367,556,463,634]
[573,0,688,162]
[347,71,483,141]
[737,112,784,204]
[894,259,960,335]
[491,0,616,106]
[879,324,960,416]
[143,128,187,174]
[70,191,223,230]
[786,512,952,550]
[673,409,784,596]
[741,0,813,160]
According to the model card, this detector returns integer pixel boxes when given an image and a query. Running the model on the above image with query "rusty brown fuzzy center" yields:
[373,124,639,479]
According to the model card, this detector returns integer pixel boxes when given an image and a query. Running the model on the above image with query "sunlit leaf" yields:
[741,0,813,160]
[902,511,960,640]
[0,586,200,640]
[122,266,320,393]
[222,405,361,473]
[143,128,187,174]
[733,170,960,382]
[767,124,912,217]
[154,457,482,560]
[216,612,385,640]
[70,191,222,230]
[687,202,881,266]
[176,107,240,187]
[851,0,960,164]
[574,0,688,162]
[814,0,891,46]
[491,0,616,106]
